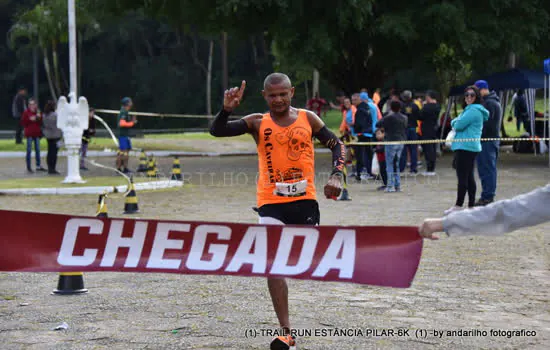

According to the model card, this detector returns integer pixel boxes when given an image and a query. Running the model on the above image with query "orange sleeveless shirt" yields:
[257,109,316,207]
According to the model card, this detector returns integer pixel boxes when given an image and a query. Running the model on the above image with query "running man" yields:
[210,73,345,350]
[116,97,137,174]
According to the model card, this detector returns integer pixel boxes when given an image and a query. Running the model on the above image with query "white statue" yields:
[57,92,89,183]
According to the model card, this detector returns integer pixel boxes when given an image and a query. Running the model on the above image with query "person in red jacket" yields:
[21,98,46,173]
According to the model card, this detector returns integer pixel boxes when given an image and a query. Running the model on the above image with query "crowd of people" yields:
[11,86,98,175]
[329,88,442,191]
[326,79,504,213]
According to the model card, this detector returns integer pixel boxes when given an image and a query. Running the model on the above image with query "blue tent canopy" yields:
[448,68,545,96]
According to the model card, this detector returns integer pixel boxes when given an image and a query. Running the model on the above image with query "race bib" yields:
[274,179,307,197]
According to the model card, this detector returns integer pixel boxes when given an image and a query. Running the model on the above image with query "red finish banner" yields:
[0,210,423,288]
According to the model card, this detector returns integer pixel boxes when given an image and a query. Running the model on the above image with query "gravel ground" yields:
[1,150,549,349]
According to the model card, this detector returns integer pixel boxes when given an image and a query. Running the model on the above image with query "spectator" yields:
[372,88,381,107]
[377,100,408,192]
[21,98,46,173]
[352,92,378,180]
[116,97,137,174]
[418,90,441,175]
[339,97,355,136]
[474,80,503,206]
[11,86,27,144]
[306,92,327,118]
[374,128,387,191]
[512,89,530,133]
[41,100,62,175]
[419,183,550,239]
[445,86,488,214]
[80,108,97,171]
[329,91,346,111]
[400,90,421,174]
[382,89,401,115]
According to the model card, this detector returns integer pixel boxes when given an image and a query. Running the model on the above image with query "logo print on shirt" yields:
[275,127,311,161]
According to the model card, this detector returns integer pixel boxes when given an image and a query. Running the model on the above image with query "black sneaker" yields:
[123,168,133,175]
[475,199,493,207]
[48,170,61,175]
[80,166,89,171]
[36,167,47,172]
[27,168,34,173]
[376,185,386,191]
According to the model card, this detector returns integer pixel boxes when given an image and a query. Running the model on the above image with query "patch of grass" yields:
[1,295,16,300]
[0,176,150,190]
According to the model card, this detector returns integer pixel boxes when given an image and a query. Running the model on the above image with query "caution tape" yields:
[346,137,550,146]
[95,109,241,120]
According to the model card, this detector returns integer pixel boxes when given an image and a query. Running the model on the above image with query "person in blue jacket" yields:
[445,86,489,215]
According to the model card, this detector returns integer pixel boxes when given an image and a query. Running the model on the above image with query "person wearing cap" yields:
[474,80,502,206]
[116,97,137,174]
[399,90,421,174]
[352,92,379,180]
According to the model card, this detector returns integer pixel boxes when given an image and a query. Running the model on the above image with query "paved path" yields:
[0,153,549,349]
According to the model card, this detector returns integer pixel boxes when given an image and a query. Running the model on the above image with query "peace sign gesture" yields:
[223,80,246,112]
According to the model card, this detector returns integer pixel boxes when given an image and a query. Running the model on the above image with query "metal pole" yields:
[68,0,77,97]
[547,75,550,167]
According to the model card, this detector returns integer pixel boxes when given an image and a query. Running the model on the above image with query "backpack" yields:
[354,103,373,135]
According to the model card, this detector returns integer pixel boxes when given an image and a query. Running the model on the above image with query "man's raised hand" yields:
[223,80,246,112]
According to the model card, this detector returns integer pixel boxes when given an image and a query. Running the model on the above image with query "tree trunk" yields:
[52,43,62,97]
[304,81,309,102]
[250,35,258,74]
[42,48,57,101]
[206,40,214,115]
[221,32,228,91]
[508,52,516,69]
[312,69,320,98]
[33,47,39,105]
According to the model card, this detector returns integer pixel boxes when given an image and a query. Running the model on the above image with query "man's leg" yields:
[385,145,396,188]
[267,278,290,331]
[116,151,122,170]
[258,216,292,340]
[354,145,364,178]
[399,145,407,172]
[408,129,418,172]
[15,119,23,144]
[26,137,32,171]
[123,138,132,170]
[394,145,404,189]
[476,143,491,201]
[47,139,54,171]
[379,160,387,186]
[34,138,43,168]
[363,137,373,176]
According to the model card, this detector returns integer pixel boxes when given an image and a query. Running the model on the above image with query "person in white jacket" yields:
[419,184,550,239]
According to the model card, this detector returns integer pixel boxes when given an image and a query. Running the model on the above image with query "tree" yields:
[9,0,99,100]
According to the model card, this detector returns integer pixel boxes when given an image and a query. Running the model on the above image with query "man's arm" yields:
[307,111,346,175]
[209,109,262,137]
[444,184,550,237]
[210,80,259,137]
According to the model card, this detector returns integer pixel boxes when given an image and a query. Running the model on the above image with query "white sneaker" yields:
[422,172,436,176]
[444,206,464,215]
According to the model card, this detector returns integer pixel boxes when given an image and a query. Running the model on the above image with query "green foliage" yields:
[433,43,472,102]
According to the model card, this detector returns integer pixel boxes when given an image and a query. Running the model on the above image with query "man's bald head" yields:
[263,73,292,90]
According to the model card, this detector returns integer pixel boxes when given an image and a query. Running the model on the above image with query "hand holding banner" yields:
[0,210,423,288]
